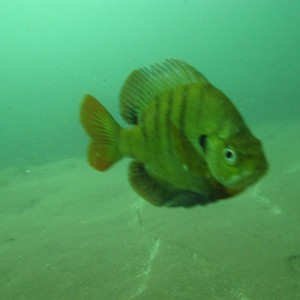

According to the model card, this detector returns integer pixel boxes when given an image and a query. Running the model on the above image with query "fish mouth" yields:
[221,167,267,190]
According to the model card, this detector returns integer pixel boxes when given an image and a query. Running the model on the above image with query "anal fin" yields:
[129,161,172,206]
[129,161,209,207]
[164,190,209,207]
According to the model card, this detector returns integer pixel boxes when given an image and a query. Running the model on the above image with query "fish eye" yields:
[223,147,236,165]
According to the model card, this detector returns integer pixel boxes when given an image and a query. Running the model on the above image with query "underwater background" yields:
[1,0,300,299]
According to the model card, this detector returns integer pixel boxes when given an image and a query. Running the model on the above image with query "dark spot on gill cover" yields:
[131,114,138,125]
[199,135,208,151]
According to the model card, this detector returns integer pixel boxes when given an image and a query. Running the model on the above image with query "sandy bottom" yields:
[1,120,300,300]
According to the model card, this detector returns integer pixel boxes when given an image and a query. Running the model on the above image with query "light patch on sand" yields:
[130,238,161,299]
[252,183,283,216]
[131,199,145,211]
[284,161,300,175]
[231,288,250,300]
[270,205,283,215]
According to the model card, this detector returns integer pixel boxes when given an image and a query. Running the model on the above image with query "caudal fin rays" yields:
[80,94,122,171]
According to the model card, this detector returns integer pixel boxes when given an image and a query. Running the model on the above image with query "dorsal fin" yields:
[119,58,208,124]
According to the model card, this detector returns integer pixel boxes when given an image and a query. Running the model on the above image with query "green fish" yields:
[80,59,268,207]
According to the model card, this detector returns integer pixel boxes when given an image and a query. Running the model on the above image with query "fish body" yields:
[80,59,268,207]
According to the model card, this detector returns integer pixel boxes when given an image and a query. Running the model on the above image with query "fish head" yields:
[205,130,268,191]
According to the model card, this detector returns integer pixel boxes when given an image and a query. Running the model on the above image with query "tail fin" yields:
[80,94,122,171]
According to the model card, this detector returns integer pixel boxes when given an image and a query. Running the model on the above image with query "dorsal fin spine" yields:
[119,59,209,125]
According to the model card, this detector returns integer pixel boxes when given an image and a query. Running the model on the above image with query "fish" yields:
[80,59,268,207]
